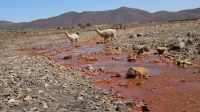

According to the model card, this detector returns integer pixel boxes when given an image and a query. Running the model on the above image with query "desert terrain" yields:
[0,19,200,112]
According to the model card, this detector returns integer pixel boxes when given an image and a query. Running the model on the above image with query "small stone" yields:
[25,88,32,92]
[24,96,32,101]
[125,108,135,112]
[43,101,48,109]
[150,59,160,63]
[180,79,187,83]
[127,56,136,61]
[29,107,37,111]
[182,64,188,68]
[50,97,57,101]
[117,48,122,55]
[129,34,137,38]
[92,72,99,76]
[99,67,105,71]
[136,81,145,86]
[132,45,140,50]
[38,90,44,94]
[77,96,84,101]
[116,73,121,77]
[8,99,20,106]
[45,83,49,88]
[157,47,168,54]
[85,64,94,71]
[142,105,150,111]
[59,108,68,112]
[138,45,150,54]
[63,55,72,59]
[102,91,109,95]
[137,33,143,37]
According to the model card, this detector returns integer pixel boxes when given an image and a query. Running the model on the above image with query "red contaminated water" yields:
[27,41,200,112]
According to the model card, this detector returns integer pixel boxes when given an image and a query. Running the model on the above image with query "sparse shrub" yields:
[86,23,90,26]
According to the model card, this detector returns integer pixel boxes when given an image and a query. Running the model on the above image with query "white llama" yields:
[94,28,116,43]
[65,31,79,45]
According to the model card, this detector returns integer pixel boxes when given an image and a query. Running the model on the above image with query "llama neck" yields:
[96,28,102,34]
[66,31,70,38]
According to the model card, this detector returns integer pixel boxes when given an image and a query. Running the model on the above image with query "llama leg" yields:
[77,39,79,45]
[104,37,106,43]
[105,36,109,43]
[108,36,111,42]
[71,40,73,45]
[73,39,76,45]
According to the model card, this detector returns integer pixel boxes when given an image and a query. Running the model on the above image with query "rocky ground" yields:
[0,29,138,112]
[0,52,134,112]
[110,21,200,68]
[0,20,200,112]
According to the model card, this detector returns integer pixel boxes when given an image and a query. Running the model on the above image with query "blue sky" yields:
[1,0,199,23]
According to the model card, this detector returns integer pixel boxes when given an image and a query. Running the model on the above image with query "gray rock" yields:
[25,88,32,92]
[137,33,143,37]
[138,45,151,54]
[157,47,168,54]
[23,96,32,101]
[129,34,137,38]
[170,41,185,50]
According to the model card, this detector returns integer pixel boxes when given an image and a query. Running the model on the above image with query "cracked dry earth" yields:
[1,20,200,112]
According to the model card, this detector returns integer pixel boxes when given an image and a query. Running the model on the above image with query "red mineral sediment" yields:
[21,38,200,112]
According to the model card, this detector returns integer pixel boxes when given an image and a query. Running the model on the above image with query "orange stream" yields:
[25,42,200,112]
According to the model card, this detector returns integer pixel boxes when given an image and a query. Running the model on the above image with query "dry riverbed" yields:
[1,20,200,112]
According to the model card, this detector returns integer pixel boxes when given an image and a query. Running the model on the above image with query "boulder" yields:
[157,47,168,54]
[170,41,185,50]
[126,67,151,78]
[138,45,150,54]
[137,33,143,37]
[129,34,137,38]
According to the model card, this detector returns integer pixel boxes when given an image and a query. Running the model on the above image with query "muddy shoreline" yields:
[1,20,200,111]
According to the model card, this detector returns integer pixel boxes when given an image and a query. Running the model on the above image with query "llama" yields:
[65,31,79,45]
[94,28,116,43]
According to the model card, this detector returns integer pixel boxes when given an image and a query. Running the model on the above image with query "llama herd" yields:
[65,27,116,45]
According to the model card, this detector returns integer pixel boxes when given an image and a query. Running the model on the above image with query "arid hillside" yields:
[0,7,200,30]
